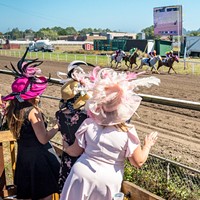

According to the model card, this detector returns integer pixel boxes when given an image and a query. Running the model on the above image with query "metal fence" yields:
[124,154,200,200]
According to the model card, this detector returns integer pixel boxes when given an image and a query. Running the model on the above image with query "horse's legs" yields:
[157,64,161,71]
[155,67,160,74]
[125,58,130,67]
[110,59,113,68]
[152,65,160,74]
[168,66,177,74]
[116,62,119,69]
[135,64,141,70]
[125,61,130,71]
[172,67,177,74]
[150,66,154,71]
[134,61,138,68]
[131,59,138,69]
[130,63,133,70]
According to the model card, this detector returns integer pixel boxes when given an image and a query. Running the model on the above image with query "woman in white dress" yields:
[60,68,160,200]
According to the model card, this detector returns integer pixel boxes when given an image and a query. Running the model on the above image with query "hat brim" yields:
[2,87,46,101]
[85,95,142,126]
[2,76,47,101]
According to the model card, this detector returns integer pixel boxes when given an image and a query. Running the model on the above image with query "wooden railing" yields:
[0,130,16,198]
[0,130,59,200]
[122,181,164,200]
[0,130,164,200]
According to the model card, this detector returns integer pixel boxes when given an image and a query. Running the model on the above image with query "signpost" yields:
[153,5,183,56]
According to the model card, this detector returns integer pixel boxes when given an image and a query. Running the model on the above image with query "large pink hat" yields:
[2,76,47,102]
[2,47,48,102]
[85,68,160,126]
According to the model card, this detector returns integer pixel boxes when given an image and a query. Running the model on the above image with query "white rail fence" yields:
[0,50,200,74]
[0,50,111,66]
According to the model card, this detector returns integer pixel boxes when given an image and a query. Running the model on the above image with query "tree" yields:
[52,26,67,35]
[9,28,23,40]
[79,28,93,35]
[188,31,200,36]
[24,29,34,34]
[65,27,77,35]
[138,25,163,40]
[35,28,58,40]
[141,25,155,39]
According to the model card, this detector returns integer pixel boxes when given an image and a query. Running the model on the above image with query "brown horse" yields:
[157,55,179,74]
[124,51,139,70]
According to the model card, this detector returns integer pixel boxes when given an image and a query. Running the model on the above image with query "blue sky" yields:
[0,0,198,33]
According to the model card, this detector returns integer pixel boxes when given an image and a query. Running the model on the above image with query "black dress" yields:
[56,99,87,192]
[14,106,60,200]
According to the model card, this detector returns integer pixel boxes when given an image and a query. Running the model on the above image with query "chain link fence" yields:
[124,154,200,199]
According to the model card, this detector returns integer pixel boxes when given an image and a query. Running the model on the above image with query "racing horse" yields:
[110,50,126,68]
[157,55,179,74]
[124,51,139,70]
[136,55,162,74]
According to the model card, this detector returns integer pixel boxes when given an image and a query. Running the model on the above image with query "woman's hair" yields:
[115,123,128,132]
[5,98,40,139]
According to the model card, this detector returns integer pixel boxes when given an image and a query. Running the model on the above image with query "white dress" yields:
[60,118,140,200]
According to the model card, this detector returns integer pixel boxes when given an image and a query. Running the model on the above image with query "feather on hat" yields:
[2,47,47,102]
[85,68,160,126]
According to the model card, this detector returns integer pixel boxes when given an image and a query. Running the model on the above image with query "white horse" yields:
[110,51,126,68]
[136,55,162,74]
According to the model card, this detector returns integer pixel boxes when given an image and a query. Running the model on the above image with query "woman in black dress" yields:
[2,48,60,200]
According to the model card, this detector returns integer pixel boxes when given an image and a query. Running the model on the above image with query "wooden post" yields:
[0,142,6,193]
[0,131,16,197]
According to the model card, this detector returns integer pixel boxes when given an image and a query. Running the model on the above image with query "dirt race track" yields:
[0,55,200,170]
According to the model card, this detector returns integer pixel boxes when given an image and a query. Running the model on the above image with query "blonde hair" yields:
[115,123,129,132]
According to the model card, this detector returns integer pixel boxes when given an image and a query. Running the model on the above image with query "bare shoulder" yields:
[28,107,42,122]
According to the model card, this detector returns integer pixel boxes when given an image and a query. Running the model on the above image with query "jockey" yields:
[149,50,157,58]
[129,47,136,56]
[147,50,156,65]
[115,49,121,61]
[165,50,174,60]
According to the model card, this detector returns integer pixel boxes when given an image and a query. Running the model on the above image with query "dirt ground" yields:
[0,55,200,170]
